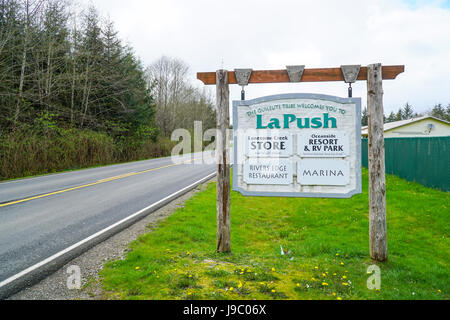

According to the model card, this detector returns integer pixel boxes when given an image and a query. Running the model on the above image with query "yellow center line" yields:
[0,158,202,208]
[96,172,139,183]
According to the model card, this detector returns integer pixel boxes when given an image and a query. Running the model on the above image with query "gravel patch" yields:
[8,178,214,300]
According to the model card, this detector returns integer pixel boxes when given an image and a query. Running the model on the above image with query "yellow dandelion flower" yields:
[333,273,337,276]
[135,267,140,270]
[437,289,441,293]
[238,281,243,288]
[260,282,265,285]
[322,273,326,277]
[229,287,234,291]
[332,292,337,296]
[247,269,251,273]
[340,262,344,266]
[314,266,319,270]
[343,275,347,279]
[188,274,192,278]
[271,267,276,272]
[322,282,329,286]
[311,277,317,281]
[296,283,301,287]
[337,297,342,300]
[342,282,349,286]
[271,289,276,293]
[336,253,339,256]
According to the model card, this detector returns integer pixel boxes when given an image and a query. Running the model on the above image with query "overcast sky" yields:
[80,0,450,115]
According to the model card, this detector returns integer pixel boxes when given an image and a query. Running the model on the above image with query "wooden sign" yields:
[199,64,404,260]
[233,93,362,198]
[197,66,405,85]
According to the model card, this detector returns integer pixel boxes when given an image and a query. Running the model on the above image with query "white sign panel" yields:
[246,131,293,157]
[233,93,362,198]
[244,159,293,185]
[298,131,349,158]
[297,159,350,186]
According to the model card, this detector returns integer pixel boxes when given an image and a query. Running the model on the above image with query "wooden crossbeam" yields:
[197,65,404,85]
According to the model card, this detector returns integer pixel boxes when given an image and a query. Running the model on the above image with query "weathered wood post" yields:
[367,63,388,261]
[216,70,231,253]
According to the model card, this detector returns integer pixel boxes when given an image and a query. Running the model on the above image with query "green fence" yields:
[361,137,449,191]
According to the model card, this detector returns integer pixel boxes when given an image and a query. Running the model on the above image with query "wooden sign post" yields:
[215,70,231,253]
[198,64,404,260]
[367,64,388,261]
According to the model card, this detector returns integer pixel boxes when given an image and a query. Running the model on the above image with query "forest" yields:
[0,0,448,181]
[0,0,216,180]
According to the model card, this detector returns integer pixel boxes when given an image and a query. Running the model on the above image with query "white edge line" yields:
[0,172,216,289]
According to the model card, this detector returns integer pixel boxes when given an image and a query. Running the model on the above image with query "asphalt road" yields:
[0,153,216,298]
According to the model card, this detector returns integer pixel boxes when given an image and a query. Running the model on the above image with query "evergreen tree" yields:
[0,0,215,147]
[0,0,23,129]
[386,111,396,123]
[395,108,403,121]
[361,107,368,126]
[429,103,450,121]
[36,0,70,115]
[402,102,414,120]
[0,0,160,138]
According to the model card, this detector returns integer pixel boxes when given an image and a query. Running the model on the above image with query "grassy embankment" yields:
[99,168,449,300]
[0,128,176,181]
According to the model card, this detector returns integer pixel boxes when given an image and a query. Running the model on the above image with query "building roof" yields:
[361,116,449,135]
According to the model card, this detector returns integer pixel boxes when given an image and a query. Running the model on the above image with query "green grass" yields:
[99,168,449,300]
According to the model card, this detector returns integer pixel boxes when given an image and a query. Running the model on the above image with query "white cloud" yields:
[82,0,450,114]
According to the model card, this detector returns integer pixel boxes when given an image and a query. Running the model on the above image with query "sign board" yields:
[233,93,362,198]
[244,158,294,185]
